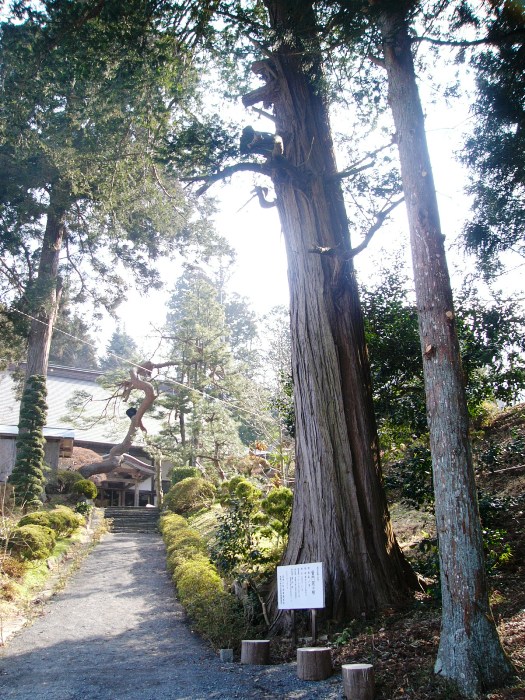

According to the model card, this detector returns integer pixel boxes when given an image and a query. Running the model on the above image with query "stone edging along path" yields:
[0,531,342,699]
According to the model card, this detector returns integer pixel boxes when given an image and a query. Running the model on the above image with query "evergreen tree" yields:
[49,294,99,369]
[461,1,525,273]
[169,0,418,624]
[333,0,516,692]
[160,266,247,477]
[99,327,139,371]
[0,1,197,415]
[9,375,48,510]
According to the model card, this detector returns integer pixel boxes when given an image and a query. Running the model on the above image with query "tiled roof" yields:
[0,365,160,447]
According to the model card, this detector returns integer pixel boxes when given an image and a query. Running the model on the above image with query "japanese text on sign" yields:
[277,562,324,610]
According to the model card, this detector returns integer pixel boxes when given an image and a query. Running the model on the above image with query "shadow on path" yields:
[0,533,341,699]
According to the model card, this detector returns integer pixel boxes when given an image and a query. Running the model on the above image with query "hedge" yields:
[160,513,246,649]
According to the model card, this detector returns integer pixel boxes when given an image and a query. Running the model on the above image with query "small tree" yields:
[9,375,48,510]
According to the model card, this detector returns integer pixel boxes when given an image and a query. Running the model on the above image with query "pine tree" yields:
[100,327,139,371]
[9,375,48,510]
[160,266,246,477]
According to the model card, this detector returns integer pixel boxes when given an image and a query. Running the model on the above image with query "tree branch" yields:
[332,139,396,181]
[349,197,405,258]
[411,30,525,49]
[249,106,277,123]
[183,162,271,196]
[308,197,404,260]
[79,360,177,479]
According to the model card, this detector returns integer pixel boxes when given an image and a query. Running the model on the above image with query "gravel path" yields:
[0,532,343,699]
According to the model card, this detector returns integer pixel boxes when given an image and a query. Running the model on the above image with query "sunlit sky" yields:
[100,86,484,360]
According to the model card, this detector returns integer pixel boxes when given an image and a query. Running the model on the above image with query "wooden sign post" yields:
[277,562,325,642]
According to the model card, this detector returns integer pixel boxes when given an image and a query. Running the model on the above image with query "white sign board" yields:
[277,562,324,610]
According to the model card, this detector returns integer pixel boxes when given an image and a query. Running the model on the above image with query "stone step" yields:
[103,507,160,533]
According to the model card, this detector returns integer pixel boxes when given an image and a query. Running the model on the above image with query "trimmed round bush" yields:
[9,524,56,561]
[164,477,216,514]
[166,533,207,574]
[166,529,205,555]
[72,479,98,500]
[18,506,83,537]
[170,467,200,485]
[52,506,84,534]
[174,556,224,618]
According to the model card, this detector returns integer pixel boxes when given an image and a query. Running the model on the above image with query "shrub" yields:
[72,479,98,500]
[0,554,26,579]
[18,506,83,537]
[45,470,83,495]
[163,478,216,514]
[74,501,93,517]
[50,506,84,535]
[170,467,200,485]
[160,513,247,648]
[174,555,246,648]
[260,486,293,541]
[166,534,207,574]
[8,524,56,561]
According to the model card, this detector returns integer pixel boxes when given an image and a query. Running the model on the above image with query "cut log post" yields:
[342,663,375,700]
[240,640,270,665]
[296,647,333,681]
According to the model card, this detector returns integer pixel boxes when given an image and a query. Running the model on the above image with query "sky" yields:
[98,91,476,360]
[95,41,524,363]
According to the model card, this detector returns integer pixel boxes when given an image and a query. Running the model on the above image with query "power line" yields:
[10,307,266,421]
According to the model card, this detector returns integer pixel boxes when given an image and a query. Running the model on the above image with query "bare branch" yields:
[64,236,87,301]
[333,139,396,181]
[249,106,277,123]
[182,162,271,196]
[349,197,405,258]
[308,197,404,260]
[252,185,277,208]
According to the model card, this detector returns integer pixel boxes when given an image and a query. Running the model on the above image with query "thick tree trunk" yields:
[18,188,67,468]
[25,194,66,378]
[256,0,417,626]
[376,6,514,696]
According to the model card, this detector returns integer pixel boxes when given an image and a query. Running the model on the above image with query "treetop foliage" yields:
[0,0,220,320]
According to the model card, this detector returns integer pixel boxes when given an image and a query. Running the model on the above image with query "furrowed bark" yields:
[376,4,514,695]
[257,0,418,628]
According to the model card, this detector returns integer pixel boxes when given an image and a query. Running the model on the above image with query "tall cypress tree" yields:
[9,375,48,510]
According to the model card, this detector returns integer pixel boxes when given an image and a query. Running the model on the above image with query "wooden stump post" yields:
[240,640,270,665]
[296,647,332,681]
[342,663,375,700]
